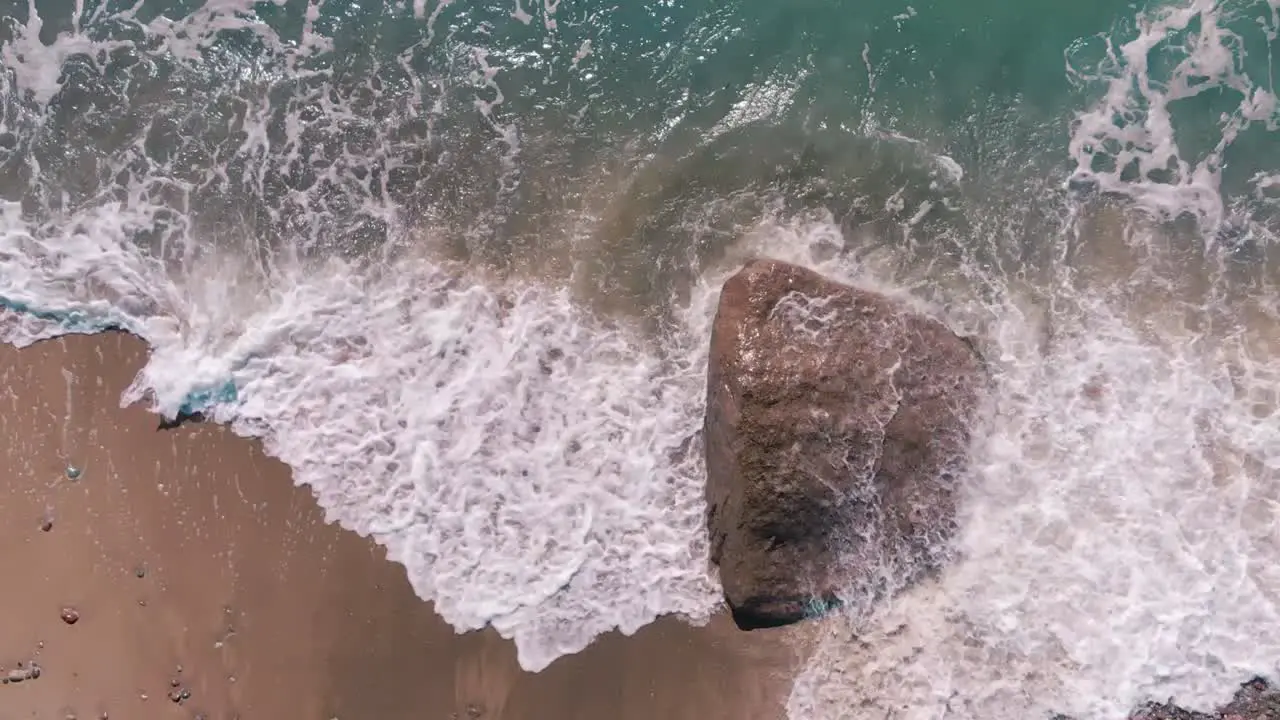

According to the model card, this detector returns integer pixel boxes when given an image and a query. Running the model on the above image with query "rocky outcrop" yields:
[1055,677,1280,720]
[1125,677,1280,719]
[704,259,985,630]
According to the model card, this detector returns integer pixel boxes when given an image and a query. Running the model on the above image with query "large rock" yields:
[704,259,985,630]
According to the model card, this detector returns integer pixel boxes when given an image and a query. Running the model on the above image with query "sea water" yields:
[3,0,1280,717]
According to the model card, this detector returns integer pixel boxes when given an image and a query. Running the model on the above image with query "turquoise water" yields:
[5,0,1280,717]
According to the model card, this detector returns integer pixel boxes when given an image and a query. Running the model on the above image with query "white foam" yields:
[7,0,1280,708]
[778,214,1280,719]
[190,259,726,671]
[1066,0,1280,239]
[0,0,727,671]
[0,205,731,671]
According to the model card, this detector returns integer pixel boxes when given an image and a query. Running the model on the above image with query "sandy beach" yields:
[0,333,799,720]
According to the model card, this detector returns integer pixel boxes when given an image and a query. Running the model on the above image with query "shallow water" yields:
[3,0,1280,716]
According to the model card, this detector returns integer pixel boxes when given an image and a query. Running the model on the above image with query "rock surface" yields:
[1128,677,1280,719]
[704,259,985,630]
[1056,677,1280,720]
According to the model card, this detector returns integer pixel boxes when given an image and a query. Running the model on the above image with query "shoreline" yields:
[0,332,799,719]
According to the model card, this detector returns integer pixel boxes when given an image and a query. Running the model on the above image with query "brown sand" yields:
[0,334,801,720]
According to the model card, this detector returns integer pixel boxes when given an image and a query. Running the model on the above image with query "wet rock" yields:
[167,684,192,704]
[1126,676,1280,719]
[65,465,82,480]
[60,607,80,625]
[704,259,985,630]
[4,662,40,684]
[157,411,205,431]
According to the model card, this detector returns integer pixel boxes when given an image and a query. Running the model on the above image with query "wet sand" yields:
[0,333,799,720]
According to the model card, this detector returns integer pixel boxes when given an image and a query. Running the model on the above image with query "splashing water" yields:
[5,0,1280,715]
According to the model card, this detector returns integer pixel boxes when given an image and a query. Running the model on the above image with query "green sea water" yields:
[5,0,1280,718]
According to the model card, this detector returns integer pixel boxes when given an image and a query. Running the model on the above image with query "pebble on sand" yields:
[3,662,41,684]
[39,516,53,532]
[65,465,82,480]
[60,607,80,624]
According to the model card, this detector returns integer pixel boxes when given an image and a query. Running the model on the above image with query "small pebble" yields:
[168,690,182,703]
[65,466,82,480]
[60,607,80,625]
[180,688,191,700]
[135,565,147,579]
[39,517,53,532]
[170,678,180,688]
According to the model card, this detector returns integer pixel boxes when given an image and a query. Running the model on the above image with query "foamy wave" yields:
[9,0,1280,709]
[196,260,724,670]
[0,0,731,670]
[783,216,1280,719]
[1066,0,1280,241]
[0,210,728,669]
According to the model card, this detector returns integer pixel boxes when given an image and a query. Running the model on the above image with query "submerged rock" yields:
[1129,676,1280,719]
[704,259,985,630]
[1051,677,1280,720]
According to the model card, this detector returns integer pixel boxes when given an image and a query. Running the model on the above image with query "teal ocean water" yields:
[4,0,1280,717]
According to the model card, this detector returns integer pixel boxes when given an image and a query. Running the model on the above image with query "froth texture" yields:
[208,263,724,671]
